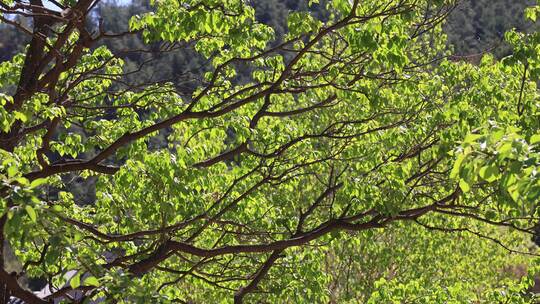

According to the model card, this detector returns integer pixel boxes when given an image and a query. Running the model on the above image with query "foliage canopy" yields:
[0,0,540,303]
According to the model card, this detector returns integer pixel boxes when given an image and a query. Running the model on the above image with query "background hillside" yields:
[2,0,539,74]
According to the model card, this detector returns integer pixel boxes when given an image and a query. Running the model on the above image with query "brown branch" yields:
[233,250,284,304]
[517,62,529,116]
[0,269,49,304]
[193,143,248,168]
[263,94,338,118]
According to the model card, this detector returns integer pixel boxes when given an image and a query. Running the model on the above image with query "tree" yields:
[0,0,539,303]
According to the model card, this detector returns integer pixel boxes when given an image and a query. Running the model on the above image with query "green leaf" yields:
[7,166,17,178]
[450,154,465,179]
[25,205,37,222]
[525,6,538,22]
[498,142,513,159]
[14,177,29,186]
[203,14,212,33]
[459,179,471,193]
[51,205,63,212]
[332,0,351,14]
[463,133,482,144]
[479,165,498,183]
[13,111,27,122]
[30,178,47,189]
[83,276,100,287]
[70,272,81,289]
[530,134,540,145]
[508,185,520,203]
